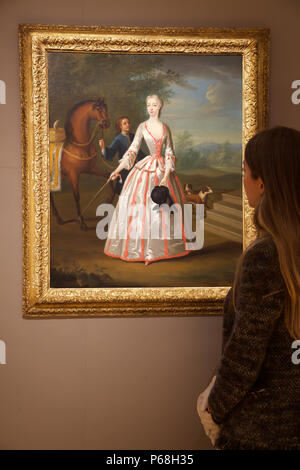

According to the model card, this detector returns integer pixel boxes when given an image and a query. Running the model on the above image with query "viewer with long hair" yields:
[197,126,300,450]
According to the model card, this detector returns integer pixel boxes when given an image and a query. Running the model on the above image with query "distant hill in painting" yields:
[173,132,242,171]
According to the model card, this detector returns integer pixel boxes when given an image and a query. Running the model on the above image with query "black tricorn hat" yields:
[151,185,170,205]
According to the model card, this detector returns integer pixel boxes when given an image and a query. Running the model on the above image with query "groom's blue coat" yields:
[103,132,145,194]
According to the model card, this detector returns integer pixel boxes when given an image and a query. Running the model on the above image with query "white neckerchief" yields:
[121,130,131,144]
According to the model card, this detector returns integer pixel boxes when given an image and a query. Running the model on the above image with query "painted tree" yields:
[48,53,185,144]
[174,131,207,170]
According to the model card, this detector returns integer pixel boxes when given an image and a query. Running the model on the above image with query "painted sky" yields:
[159,55,242,146]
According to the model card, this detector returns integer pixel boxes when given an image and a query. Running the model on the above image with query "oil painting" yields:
[49,52,243,288]
[20,25,269,316]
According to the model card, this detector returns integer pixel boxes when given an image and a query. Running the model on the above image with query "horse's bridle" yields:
[69,121,101,147]
[66,120,114,169]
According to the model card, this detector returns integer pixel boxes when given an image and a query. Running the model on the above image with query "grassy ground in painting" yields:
[50,167,242,288]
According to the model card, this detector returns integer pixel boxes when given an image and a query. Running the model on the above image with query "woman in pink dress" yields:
[104,95,192,265]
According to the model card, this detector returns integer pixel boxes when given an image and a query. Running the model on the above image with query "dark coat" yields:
[103,132,145,194]
[208,235,300,450]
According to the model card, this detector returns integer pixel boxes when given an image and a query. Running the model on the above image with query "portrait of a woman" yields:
[104,94,192,265]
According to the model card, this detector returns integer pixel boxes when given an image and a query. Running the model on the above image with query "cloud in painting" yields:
[162,55,242,82]
[159,55,242,144]
[195,78,242,118]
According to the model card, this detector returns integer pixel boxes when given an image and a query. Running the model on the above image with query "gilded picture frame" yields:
[19,24,269,318]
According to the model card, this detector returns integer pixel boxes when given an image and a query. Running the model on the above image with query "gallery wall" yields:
[0,0,299,450]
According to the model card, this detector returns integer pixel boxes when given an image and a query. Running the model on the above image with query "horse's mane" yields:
[64,99,97,140]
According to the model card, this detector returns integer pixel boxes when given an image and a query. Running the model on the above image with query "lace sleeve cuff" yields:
[165,152,176,172]
[119,150,136,170]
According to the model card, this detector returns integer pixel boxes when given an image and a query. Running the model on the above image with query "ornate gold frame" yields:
[19,24,269,318]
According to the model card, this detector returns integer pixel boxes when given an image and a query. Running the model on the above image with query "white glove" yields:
[197,375,220,447]
[197,375,216,412]
[197,408,220,447]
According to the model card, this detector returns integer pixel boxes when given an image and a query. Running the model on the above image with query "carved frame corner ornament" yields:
[19,24,270,318]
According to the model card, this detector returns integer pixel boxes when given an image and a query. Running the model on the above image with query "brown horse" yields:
[50,98,114,230]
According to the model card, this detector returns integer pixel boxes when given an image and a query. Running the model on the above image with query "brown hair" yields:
[232,126,300,339]
[115,116,130,135]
